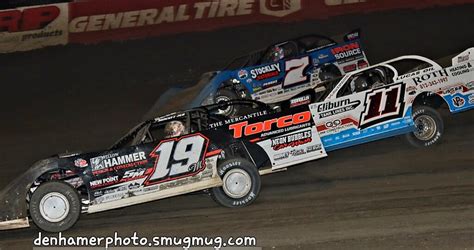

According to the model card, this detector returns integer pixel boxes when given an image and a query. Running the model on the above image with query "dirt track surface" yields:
[0,4,473,250]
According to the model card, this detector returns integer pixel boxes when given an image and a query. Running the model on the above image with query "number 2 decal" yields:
[145,134,209,186]
[283,56,310,87]
[359,84,405,129]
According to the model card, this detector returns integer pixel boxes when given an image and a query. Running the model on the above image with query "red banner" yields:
[68,0,474,44]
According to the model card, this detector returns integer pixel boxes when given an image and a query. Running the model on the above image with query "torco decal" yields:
[229,111,311,138]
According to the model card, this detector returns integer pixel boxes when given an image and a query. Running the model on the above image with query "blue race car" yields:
[190,30,369,116]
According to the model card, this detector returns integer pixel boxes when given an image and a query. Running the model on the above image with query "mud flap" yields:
[257,126,327,171]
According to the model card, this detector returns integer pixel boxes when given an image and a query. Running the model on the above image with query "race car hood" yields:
[0,158,58,230]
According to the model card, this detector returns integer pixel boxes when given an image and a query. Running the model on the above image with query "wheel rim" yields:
[222,169,252,199]
[414,114,437,141]
[215,95,233,116]
[39,192,70,223]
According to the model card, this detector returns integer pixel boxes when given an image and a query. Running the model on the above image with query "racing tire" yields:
[210,159,261,208]
[29,181,81,232]
[405,106,444,148]
[215,88,240,117]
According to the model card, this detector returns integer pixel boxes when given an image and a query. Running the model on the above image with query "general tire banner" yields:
[68,0,474,44]
[0,3,68,53]
[1,0,474,52]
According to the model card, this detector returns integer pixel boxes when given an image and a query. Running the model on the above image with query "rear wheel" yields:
[215,88,240,117]
[406,106,444,147]
[210,159,261,208]
[29,182,81,232]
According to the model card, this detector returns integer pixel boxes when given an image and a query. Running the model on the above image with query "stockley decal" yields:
[251,63,281,80]
[317,99,361,118]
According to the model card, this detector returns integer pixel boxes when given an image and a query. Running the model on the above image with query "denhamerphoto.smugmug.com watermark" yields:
[33,232,258,249]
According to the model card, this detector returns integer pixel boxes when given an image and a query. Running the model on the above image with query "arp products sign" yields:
[0,3,68,53]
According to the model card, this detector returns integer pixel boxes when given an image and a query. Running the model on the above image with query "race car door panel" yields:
[67,132,222,213]
[311,82,414,152]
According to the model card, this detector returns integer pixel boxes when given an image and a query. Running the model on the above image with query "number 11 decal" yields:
[359,84,405,129]
[145,134,209,186]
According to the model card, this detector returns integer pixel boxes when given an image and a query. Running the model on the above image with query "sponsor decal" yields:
[467,81,474,90]
[259,0,302,17]
[452,96,465,108]
[412,69,449,86]
[0,3,68,53]
[306,144,322,153]
[90,176,119,189]
[317,117,358,135]
[438,85,464,95]
[238,69,248,79]
[274,152,289,161]
[209,110,268,128]
[74,158,88,168]
[271,130,312,150]
[250,63,281,80]
[457,54,469,63]
[357,60,368,69]
[469,94,474,104]
[418,77,448,90]
[262,79,280,89]
[229,111,311,138]
[406,85,417,95]
[318,53,329,60]
[331,42,362,60]
[290,95,311,108]
[317,99,361,118]
[91,152,147,175]
[449,62,472,77]
[343,64,357,73]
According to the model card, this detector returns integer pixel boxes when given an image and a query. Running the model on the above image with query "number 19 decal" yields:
[359,84,405,129]
[145,134,209,186]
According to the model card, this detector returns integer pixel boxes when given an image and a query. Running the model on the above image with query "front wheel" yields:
[406,106,444,147]
[29,181,81,232]
[210,159,261,208]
